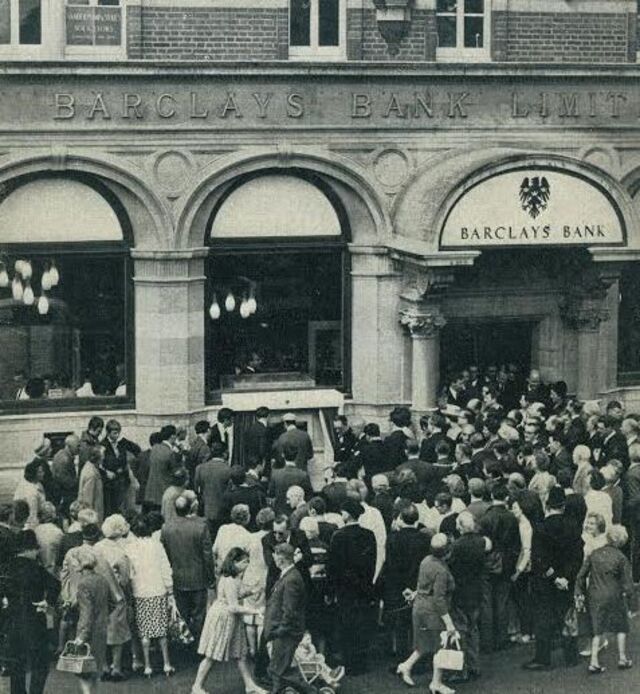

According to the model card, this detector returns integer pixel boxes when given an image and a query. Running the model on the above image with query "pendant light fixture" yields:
[37,294,49,315]
[23,282,35,306]
[239,296,251,319]
[224,291,236,312]
[0,263,8,288]
[11,276,23,301]
[209,294,221,320]
[49,262,60,287]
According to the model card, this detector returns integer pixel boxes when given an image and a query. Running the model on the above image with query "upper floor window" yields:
[0,0,41,48]
[436,0,490,62]
[66,0,123,52]
[290,0,346,60]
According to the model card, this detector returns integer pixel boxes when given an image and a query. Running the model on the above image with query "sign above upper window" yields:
[440,169,625,249]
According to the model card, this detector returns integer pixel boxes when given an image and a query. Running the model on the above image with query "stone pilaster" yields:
[132,248,208,415]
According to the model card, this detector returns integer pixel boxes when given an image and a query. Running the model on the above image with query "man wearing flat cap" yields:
[273,413,314,472]
[326,497,376,675]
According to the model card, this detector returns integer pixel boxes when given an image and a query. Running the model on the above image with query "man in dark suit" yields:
[383,407,411,468]
[51,434,80,514]
[244,406,271,466]
[524,486,582,670]
[268,443,313,515]
[210,407,236,463]
[599,415,629,470]
[564,400,588,452]
[478,484,520,652]
[419,413,448,463]
[222,465,266,530]
[161,492,214,638]
[193,442,233,539]
[262,514,313,596]
[273,413,314,471]
[144,424,180,509]
[327,498,377,675]
[333,415,357,464]
[263,543,307,694]
[186,420,211,482]
[358,423,391,486]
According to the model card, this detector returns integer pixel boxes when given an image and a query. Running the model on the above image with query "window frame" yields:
[289,0,347,62]
[64,0,126,61]
[0,0,47,60]
[0,174,135,416]
[436,0,491,63]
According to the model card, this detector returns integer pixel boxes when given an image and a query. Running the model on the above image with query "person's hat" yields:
[82,523,101,543]
[546,486,566,510]
[34,437,52,457]
[341,497,364,520]
[282,412,297,423]
[441,405,462,420]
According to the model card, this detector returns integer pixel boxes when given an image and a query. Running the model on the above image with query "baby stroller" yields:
[278,652,342,694]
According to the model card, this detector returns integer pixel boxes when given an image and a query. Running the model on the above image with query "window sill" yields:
[288,48,347,62]
[0,396,135,418]
[436,48,491,63]
[64,45,126,61]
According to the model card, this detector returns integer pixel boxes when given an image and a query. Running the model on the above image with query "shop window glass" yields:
[207,174,346,399]
[290,0,345,58]
[206,252,344,396]
[618,265,640,384]
[0,178,132,411]
[437,0,488,59]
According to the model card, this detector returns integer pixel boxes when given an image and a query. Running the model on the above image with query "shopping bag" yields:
[433,631,464,671]
[56,642,97,675]
[167,602,195,646]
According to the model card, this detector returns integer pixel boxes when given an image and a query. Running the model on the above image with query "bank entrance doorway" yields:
[440,320,534,382]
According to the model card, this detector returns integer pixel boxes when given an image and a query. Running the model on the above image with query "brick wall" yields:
[348,8,434,62]
[499,11,633,63]
[138,7,288,61]
[126,4,143,60]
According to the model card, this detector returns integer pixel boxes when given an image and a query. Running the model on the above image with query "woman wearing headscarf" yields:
[125,514,175,678]
[94,514,133,681]
[72,545,113,694]
[396,533,459,694]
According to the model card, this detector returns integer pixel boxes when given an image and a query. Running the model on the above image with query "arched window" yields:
[206,172,348,400]
[0,175,133,411]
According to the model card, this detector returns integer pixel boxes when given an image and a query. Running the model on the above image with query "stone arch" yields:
[175,148,391,249]
[0,150,173,249]
[394,149,639,256]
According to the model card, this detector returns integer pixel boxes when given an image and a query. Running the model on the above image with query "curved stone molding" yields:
[152,149,196,198]
[373,148,411,189]
[580,145,620,177]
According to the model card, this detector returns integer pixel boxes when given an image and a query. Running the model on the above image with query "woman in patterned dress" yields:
[191,547,266,694]
[125,515,175,678]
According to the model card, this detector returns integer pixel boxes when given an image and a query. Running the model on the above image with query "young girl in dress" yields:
[191,547,267,694]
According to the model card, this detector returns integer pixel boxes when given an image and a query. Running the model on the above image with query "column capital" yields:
[396,262,455,302]
[399,307,446,339]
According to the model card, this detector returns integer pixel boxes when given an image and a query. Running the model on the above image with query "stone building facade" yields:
[1,0,640,489]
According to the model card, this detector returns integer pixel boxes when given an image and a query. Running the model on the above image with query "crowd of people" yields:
[1,365,640,694]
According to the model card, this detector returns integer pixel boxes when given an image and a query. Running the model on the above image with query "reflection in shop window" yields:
[618,265,640,385]
[0,177,132,410]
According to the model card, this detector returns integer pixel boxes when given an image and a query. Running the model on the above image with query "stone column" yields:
[561,297,610,400]
[132,248,208,415]
[399,306,446,412]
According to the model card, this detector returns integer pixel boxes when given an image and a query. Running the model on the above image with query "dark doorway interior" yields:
[440,320,534,382]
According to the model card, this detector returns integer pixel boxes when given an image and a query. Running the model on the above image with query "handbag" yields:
[56,642,97,675]
[433,631,464,672]
[167,602,195,646]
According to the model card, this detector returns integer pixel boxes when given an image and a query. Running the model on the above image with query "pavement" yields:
[41,626,640,694]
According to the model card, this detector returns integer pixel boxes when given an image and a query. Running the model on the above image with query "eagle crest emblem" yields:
[519,176,550,218]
